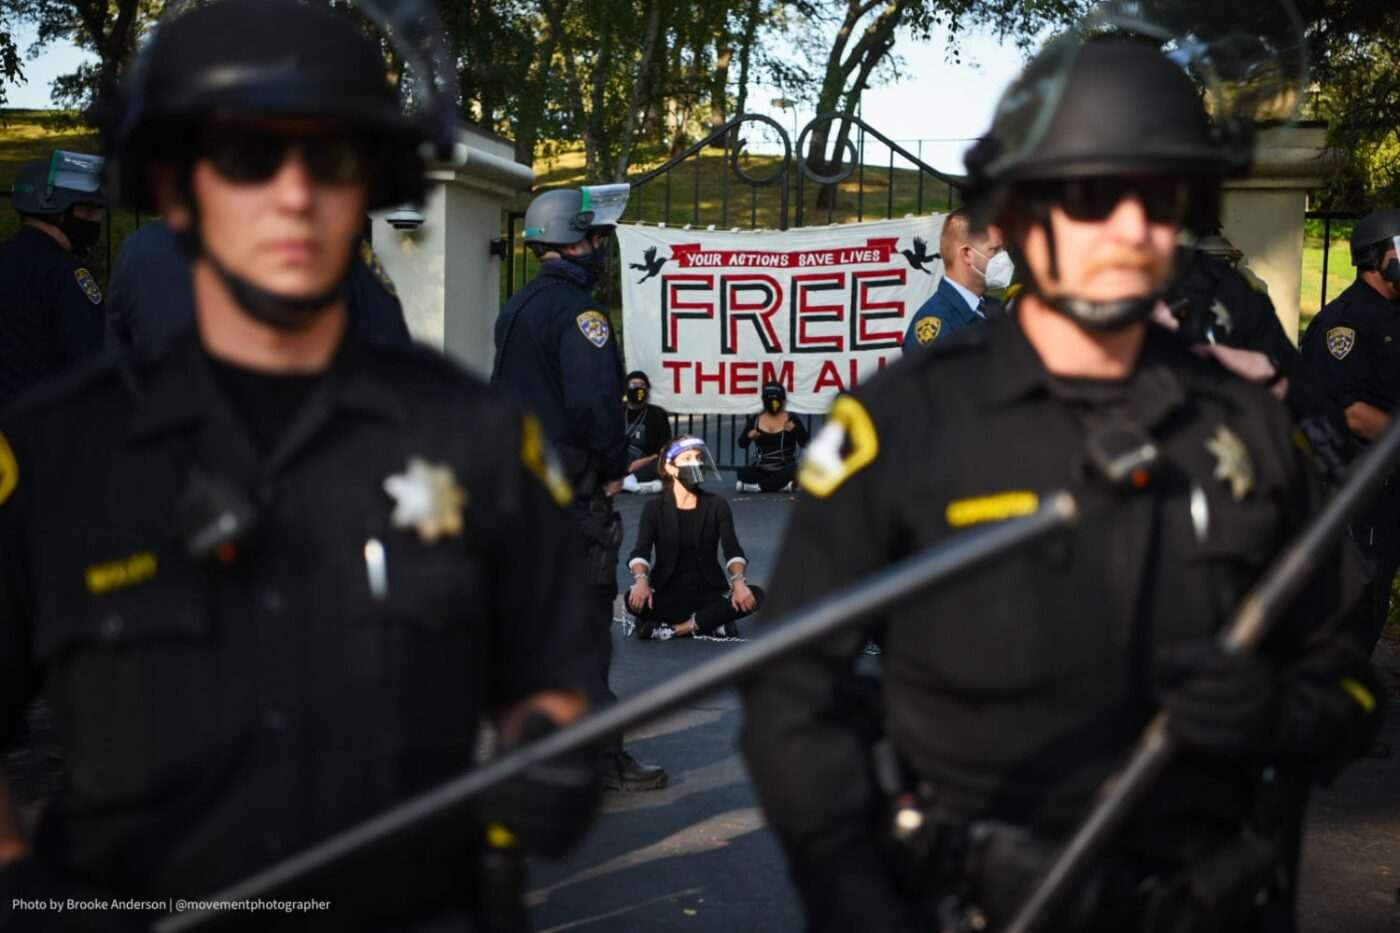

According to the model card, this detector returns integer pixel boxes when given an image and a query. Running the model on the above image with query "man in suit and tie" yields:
[903,208,1010,348]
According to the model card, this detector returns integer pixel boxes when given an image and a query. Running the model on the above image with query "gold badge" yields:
[0,431,16,507]
[359,240,398,297]
[86,552,158,595]
[914,316,942,345]
[383,458,468,543]
[946,491,1040,528]
[798,396,879,498]
[74,267,103,305]
[576,310,611,349]
[1326,326,1355,360]
[1205,425,1253,501]
[520,414,574,507]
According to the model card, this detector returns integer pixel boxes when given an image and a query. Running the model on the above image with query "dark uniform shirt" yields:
[105,221,412,353]
[902,276,1001,350]
[1300,278,1400,421]
[0,226,105,406]
[740,318,1378,929]
[0,330,597,908]
[492,260,628,484]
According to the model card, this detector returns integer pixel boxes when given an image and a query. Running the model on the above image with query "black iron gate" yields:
[504,112,964,468]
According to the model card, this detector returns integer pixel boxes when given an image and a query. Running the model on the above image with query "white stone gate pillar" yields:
[370,127,533,379]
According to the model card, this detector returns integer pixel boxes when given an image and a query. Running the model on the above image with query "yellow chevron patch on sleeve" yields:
[0,431,17,507]
[797,395,880,499]
[520,413,574,508]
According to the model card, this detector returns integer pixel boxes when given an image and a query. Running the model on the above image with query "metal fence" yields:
[1304,209,1365,311]
[505,111,964,469]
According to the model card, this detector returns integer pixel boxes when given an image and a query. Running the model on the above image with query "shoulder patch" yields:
[797,395,879,498]
[0,431,17,506]
[520,413,574,507]
[359,240,398,297]
[946,491,1039,528]
[74,267,102,305]
[1326,326,1355,360]
[576,310,611,348]
[914,315,943,346]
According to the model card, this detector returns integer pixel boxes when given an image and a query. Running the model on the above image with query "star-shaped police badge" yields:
[1205,425,1253,501]
[383,457,467,543]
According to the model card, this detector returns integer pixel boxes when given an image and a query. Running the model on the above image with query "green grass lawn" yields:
[1299,236,1356,336]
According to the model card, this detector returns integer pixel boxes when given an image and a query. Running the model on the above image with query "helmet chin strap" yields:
[1019,218,1162,333]
[178,217,350,331]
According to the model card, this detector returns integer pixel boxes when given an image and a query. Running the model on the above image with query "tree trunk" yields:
[614,0,664,180]
[710,43,734,132]
[512,0,569,166]
[733,0,762,116]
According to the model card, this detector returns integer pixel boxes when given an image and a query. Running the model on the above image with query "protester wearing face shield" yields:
[736,381,809,493]
[620,370,673,494]
[626,437,765,640]
[902,208,1010,349]
[1301,208,1400,654]
[0,151,108,405]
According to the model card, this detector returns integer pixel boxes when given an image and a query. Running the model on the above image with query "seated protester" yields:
[621,370,673,494]
[627,437,765,640]
[736,381,809,493]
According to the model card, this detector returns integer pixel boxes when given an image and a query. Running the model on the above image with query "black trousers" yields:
[736,464,795,491]
[629,461,661,483]
[1351,486,1400,653]
[634,581,765,637]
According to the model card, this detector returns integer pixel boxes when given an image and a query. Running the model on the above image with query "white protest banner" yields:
[618,217,945,414]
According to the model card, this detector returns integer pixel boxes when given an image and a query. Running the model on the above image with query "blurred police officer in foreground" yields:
[492,187,669,792]
[105,218,411,355]
[741,4,1381,931]
[1301,209,1400,652]
[0,0,603,928]
[0,151,108,406]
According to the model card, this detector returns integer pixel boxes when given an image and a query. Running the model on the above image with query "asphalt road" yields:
[529,483,1400,933]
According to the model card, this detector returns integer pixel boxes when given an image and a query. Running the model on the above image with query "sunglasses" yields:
[1029,177,1216,226]
[200,128,372,186]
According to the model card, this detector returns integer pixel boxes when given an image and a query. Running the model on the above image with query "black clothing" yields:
[105,222,412,354]
[737,412,809,475]
[629,492,748,594]
[623,403,672,468]
[634,582,766,637]
[1170,250,1345,447]
[492,259,627,484]
[0,226,105,406]
[203,352,321,455]
[0,330,598,911]
[1301,277,1400,649]
[1301,278,1400,416]
[741,317,1380,932]
[629,493,760,638]
[737,463,797,492]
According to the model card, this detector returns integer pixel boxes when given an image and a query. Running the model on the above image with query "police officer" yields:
[0,151,108,405]
[0,1,603,928]
[741,9,1381,933]
[902,209,1009,349]
[1301,208,1400,652]
[105,219,411,354]
[1161,234,1351,485]
[492,187,668,792]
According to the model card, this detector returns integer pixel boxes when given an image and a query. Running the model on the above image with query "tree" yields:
[3,0,157,114]
[0,25,24,108]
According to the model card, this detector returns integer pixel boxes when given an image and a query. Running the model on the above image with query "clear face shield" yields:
[48,150,105,202]
[1383,236,1400,288]
[663,438,722,490]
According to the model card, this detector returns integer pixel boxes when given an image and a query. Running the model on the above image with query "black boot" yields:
[601,749,668,791]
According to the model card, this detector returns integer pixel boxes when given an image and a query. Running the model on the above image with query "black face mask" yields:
[765,398,783,414]
[627,386,648,405]
[1383,258,1400,291]
[677,463,705,490]
[58,213,102,257]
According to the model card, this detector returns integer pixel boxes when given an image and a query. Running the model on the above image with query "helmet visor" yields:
[49,150,105,195]
[579,184,631,229]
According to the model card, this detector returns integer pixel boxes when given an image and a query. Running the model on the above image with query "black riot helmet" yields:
[963,0,1308,332]
[12,152,107,217]
[1350,209,1400,275]
[104,0,459,212]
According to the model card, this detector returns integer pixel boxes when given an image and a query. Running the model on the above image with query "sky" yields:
[4,19,1027,175]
